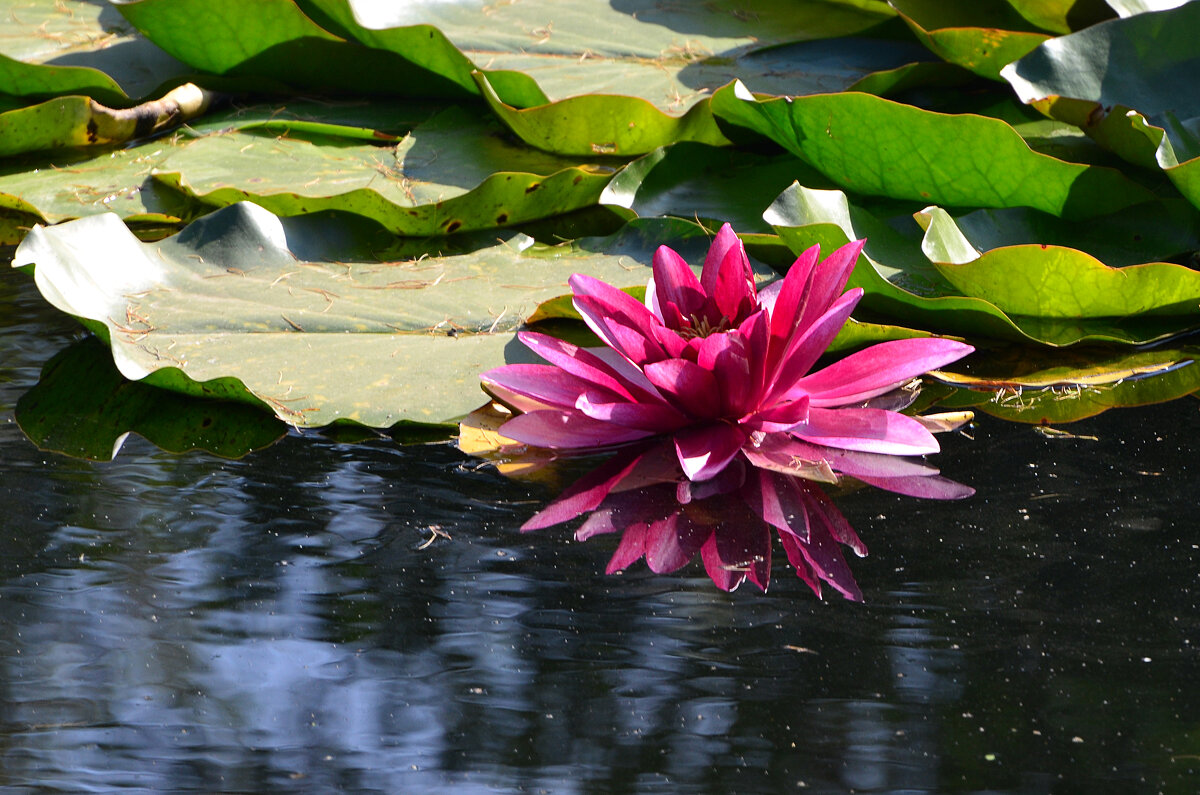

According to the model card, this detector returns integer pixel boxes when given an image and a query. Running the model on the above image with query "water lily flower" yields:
[480,223,973,488]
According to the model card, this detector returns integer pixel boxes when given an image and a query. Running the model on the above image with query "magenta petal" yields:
[756,436,939,480]
[766,244,820,346]
[576,393,688,432]
[644,514,711,573]
[651,244,705,318]
[643,358,721,419]
[606,523,649,573]
[743,468,808,541]
[573,294,668,366]
[806,484,867,557]
[798,339,974,407]
[696,332,753,417]
[779,532,824,598]
[521,448,648,531]
[518,332,649,402]
[763,289,862,405]
[482,363,624,413]
[855,473,975,500]
[717,520,772,591]
[783,504,863,601]
[792,407,939,455]
[701,534,745,592]
[700,223,742,296]
[710,240,755,321]
[745,394,811,433]
[796,238,864,331]
[502,410,655,449]
[673,422,747,481]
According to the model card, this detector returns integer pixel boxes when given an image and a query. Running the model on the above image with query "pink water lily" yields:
[481,223,973,485]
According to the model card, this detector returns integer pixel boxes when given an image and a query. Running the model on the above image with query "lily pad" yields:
[154,105,616,235]
[767,183,1200,346]
[11,205,759,427]
[888,0,1050,81]
[16,336,286,461]
[711,81,1155,219]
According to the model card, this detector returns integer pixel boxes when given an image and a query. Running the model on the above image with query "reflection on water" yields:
[1,274,1199,792]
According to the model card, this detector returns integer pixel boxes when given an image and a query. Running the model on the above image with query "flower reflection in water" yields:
[473,223,975,598]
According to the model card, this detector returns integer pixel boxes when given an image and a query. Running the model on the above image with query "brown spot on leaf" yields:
[86,119,98,143]
[525,182,541,194]
[496,213,509,224]
[446,220,462,233]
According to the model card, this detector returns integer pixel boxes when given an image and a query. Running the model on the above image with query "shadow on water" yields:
[1,270,1198,792]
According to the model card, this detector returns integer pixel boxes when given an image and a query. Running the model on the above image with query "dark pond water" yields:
[1,271,1198,794]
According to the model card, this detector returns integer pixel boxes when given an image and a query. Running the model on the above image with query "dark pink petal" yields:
[783,502,863,601]
[644,513,711,573]
[651,244,705,318]
[798,339,974,407]
[710,240,756,322]
[700,223,743,296]
[588,347,664,401]
[795,239,864,332]
[792,407,940,456]
[677,456,746,503]
[855,474,975,500]
[574,294,668,366]
[518,332,649,402]
[643,358,721,419]
[481,363,624,413]
[716,519,772,590]
[576,393,689,432]
[765,244,820,350]
[763,289,863,405]
[575,508,620,540]
[606,523,649,573]
[736,310,772,408]
[701,534,746,592]
[502,410,656,450]
[744,394,811,433]
[754,436,939,480]
[743,468,808,542]
[696,332,753,417]
[673,422,747,481]
[521,447,648,531]
[778,531,824,598]
[805,483,867,557]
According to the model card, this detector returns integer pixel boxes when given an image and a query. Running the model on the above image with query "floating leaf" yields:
[712,81,1155,219]
[11,205,751,427]
[888,0,1050,80]
[154,106,615,235]
[16,336,286,461]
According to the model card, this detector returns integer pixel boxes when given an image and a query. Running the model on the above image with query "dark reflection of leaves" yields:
[16,336,286,460]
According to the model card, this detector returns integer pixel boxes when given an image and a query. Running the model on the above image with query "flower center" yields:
[678,313,731,340]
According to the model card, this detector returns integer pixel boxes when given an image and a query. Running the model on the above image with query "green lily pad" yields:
[767,182,1200,345]
[944,356,1200,424]
[600,143,829,232]
[16,336,286,461]
[154,106,615,235]
[711,81,1155,219]
[12,205,754,427]
[934,343,1191,388]
[889,0,1050,81]
[1001,0,1114,33]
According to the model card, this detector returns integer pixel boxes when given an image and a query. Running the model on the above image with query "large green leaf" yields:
[0,0,191,102]
[711,82,1155,219]
[11,205,750,427]
[16,337,286,461]
[767,183,1200,345]
[1001,2,1200,207]
[154,106,615,234]
[888,0,1050,80]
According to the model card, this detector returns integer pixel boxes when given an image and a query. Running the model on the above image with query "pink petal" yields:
[644,513,711,573]
[607,523,649,573]
[798,339,974,407]
[518,332,652,402]
[796,239,864,331]
[754,436,939,480]
[743,468,811,542]
[501,410,656,449]
[673,422,747,481]
[805,483,867,557]
[642,358,721,419]
[779,531,825,598]
[763,289,863,405]
[744,394,811,433]
[700,223,743,296]
[765,244,820,349]
[521,447,648,531]
[651,244,705,318]
[696,332,753,417]
[481,363,624,413]
[781,506,863,602]
[573,294,668,366]
[792,407,940,456]
[576,392,688,432]
[701,534,746,592]
[855,473,975,500]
